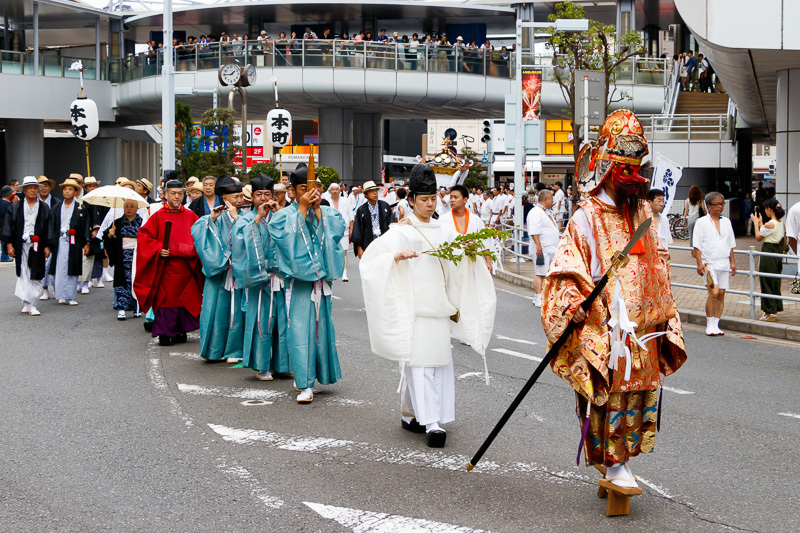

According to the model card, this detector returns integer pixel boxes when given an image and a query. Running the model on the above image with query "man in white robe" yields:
[360,164,496,448]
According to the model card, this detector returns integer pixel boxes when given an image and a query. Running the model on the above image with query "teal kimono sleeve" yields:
[232,212,269,289]
[267,204,325,282]
[317,206,346,281]
[191,215,230,278]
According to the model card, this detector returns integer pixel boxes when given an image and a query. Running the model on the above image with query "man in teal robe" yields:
[268,166,346,402]
[191,175,246,362]
[232,174,290,380]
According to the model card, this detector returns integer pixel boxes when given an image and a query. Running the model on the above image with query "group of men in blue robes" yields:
[190,170,346,403]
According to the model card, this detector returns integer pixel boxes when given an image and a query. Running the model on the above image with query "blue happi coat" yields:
[267,203,345,389]
[232,209,289,373]
[191,211,245,360]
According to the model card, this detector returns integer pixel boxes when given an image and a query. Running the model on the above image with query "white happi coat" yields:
[360,215,496,367]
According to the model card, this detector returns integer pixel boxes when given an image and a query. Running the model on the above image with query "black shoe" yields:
[401,418,426,434]
[173,332,187,344]
[158,335,173,346]
[143,321,153,332]
[426,430,446,448]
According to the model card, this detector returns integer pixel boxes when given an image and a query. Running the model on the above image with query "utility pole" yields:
[161,0,175,175]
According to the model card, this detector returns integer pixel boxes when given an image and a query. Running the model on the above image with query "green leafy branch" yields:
[424,228,509,265]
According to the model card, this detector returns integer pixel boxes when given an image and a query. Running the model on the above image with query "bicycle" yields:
[668,213,689,240]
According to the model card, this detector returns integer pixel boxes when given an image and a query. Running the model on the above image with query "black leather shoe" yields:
[143,321,153,332]
[426,430,446,448]
[401,418,426,434]
[158,335,173,346]
[173,332,187,344]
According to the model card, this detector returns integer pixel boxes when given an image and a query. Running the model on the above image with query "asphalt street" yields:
[0,257,798,532]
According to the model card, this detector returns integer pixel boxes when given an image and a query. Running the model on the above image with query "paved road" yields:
[0,259,797,532]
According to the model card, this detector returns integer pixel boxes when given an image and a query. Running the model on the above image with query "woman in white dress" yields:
[328,183,353,281]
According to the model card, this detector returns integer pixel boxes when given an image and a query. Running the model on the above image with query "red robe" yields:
[134,204,204,316]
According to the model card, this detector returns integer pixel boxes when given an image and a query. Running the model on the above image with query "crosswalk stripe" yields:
[206,423,593,484]
[304,502,485,532]
[177,383,369,406]
[778,412,800,420]
[495,334,538,346]
[490,348,543,363]
[661,385,695,395]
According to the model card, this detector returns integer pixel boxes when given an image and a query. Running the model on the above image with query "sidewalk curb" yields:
[493,270,800,342]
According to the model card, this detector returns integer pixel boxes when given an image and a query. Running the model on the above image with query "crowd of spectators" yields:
[139,28,513,75]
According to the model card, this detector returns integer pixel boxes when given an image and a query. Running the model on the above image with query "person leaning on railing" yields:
[751,198,786,322]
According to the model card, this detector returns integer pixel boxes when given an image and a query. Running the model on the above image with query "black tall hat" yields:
[165,179,184,190]
[409,164,437,196]
[250,173,274,192]
[215,174,242,196]
[289,166,308,188]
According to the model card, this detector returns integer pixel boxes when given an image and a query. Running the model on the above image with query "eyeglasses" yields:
[709,202,724,207]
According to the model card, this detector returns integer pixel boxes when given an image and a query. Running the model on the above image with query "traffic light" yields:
[481,119,492,143]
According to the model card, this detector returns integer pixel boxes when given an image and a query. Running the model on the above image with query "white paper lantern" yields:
[69,97,99,141]
[267,108,292,148]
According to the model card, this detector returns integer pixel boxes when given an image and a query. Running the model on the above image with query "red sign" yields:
[253,127,262,136]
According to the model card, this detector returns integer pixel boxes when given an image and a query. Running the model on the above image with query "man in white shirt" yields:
[693,191,736,336]
[490,187,503,228]
[785,201,800,254]
[648,188,672,249]
[526,189,559,307]
[480,190,493,224]
[552,181,566,228]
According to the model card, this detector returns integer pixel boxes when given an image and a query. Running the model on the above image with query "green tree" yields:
[195,107,239,177]
[316,166,340,189]
[460,146,488,189]
[546,0,645,157]
[175,102,197,182]
[247,162,280,182]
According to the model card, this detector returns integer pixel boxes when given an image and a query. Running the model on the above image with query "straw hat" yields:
[362,180,380,192]
[84,176,100,186]
[138,178,154,192]
[186,176,199,186]
[115,177,128,185]
[242,184,252,202]
[59,178,83,190]
[188,183,204,193]
[118,179,138,189]
[38,175,55,188]
[273,183,287,193]
[68,173,85,186]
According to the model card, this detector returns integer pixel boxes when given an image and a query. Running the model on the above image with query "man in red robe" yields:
[134,179,204,346]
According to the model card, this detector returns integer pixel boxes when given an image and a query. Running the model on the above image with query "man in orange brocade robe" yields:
[542,110,687,489]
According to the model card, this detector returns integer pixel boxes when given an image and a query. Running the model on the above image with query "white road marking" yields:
[495,286,534,301]
[778,412,800,420]
[217,459,285,509]
[490,348,543,363]
[177,383,369,406]
[304,502,485,532]
[457,372,484,380]
[178,383,287,401]
[495,334,538,346]
[207,423,591,484]
[332,295,342,300]
[169,351,203,361]
[661,386,695,395]
[636,477,675,499]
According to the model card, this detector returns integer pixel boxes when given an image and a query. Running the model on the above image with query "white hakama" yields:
[401,363,455,426]
[15,242,43,304]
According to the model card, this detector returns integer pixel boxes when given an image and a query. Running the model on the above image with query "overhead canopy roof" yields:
[0,0,123,29]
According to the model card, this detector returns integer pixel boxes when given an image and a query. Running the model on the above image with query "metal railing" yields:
[2,43,673,86]
[637,113,733,142]
[495,223,799,321]
[669,245,800,320]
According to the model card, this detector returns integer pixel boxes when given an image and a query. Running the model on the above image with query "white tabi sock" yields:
[425,423,443,433]
[606,463,637,488]
[401,415,413,424]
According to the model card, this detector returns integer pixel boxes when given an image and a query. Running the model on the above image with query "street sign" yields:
[574,70,605,127]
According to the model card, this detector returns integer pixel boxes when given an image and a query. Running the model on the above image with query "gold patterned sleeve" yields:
[541,218,612,406]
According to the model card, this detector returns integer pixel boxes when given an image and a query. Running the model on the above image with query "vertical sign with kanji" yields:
[267,108,292,148]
